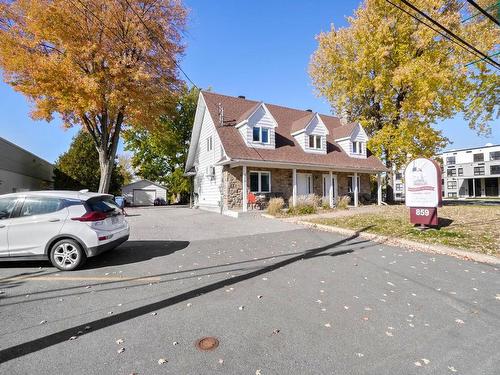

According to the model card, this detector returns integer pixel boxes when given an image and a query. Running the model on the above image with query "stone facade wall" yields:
[223,166,373,209]
[223,166,243,209]
[337,172,371,198]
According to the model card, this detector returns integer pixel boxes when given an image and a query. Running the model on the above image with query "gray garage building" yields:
[122,179,167,206]
[0,137,54,195]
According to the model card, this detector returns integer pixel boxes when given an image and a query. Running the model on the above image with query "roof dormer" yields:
[291,113,328,154]
[332,123,368,158]
[236,102,278,149]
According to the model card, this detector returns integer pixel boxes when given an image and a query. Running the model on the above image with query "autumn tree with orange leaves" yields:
[0,0,187,193]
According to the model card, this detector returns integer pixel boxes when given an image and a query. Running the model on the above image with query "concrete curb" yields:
[296,220,500,265]
[260,213,275,219]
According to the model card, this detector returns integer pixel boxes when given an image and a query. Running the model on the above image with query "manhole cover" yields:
[195,337,219,351]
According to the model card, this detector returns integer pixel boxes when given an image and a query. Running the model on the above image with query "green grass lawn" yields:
[310,205,500,255]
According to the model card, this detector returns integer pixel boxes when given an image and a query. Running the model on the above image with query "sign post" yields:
[404,158,442,229]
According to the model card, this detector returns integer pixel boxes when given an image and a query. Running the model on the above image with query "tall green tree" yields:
[310,0,499,201]
[117,154,135,186]
[124,86,199,202]
[0,0,187,193]
[54,131,124,195]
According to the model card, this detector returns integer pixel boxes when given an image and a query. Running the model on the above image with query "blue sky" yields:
[0,0,497,163]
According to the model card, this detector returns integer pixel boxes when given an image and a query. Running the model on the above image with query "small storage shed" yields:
[122,179,167,206]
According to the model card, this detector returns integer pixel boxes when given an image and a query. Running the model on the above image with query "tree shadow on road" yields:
[0,237,374,305]
[0,227,371,364]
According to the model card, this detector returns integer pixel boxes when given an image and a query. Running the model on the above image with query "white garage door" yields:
[133,189,156,206]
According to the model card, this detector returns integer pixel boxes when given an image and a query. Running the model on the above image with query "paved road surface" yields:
[1,207,499,374]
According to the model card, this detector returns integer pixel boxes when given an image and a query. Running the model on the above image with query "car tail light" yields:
[72,211,107,222]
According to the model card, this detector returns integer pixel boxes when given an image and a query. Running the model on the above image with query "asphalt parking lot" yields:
[1,206,499,374]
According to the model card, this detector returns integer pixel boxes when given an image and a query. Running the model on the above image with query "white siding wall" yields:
[295,132,307,150]
[336,139,351,155]
[245,106,276,149]
[238,125,248,145]
[193,108,224,208]
[304,116,327,154]
[122,180,167,205]
[335,125,368,158]
[350,125,368,159]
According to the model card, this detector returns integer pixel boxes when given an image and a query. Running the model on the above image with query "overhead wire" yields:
[394,0,500,69]
[466,0,500,26]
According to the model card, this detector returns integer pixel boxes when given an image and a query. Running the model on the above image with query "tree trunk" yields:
[384,148,394,203]
[98,150,114,193]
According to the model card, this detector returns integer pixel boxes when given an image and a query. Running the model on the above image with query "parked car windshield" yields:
[0,197,17,220]
[87,196,120,213]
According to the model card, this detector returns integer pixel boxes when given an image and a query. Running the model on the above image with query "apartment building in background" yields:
[441,143,500,198]
[391,143,500,201]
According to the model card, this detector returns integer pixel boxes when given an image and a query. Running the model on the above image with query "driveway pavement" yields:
[0,207,499,374]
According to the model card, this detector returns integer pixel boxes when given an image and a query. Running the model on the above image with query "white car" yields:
[0,190,129,271]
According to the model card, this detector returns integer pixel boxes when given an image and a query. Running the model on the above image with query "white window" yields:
[252,127,270,144]
[348,176,361,193]
[352,141,363,154]
[249,171,271,193]
[308,135,322,149]
[206,136,213,151]
[206,166,215,177]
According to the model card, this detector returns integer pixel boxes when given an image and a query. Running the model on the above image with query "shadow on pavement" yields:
[0,238,373,305]
[83,240,190,269]
[0,227,368,364]
[0,270,64,298]
[0,241,190,270]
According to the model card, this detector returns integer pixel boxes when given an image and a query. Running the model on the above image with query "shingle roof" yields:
[290,112,315,134]
[202,91,387,172]
[329,121,358,140]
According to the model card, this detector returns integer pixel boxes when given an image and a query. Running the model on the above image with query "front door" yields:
[322,174,338,204]
[297,173,313,195]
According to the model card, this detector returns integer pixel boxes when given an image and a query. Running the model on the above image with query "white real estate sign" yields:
[404,158,442,208]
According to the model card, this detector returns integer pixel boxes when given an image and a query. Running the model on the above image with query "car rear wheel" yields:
[50,239,86,271]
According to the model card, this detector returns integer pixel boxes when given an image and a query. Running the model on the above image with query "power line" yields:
[121,0,200,90]
[462,2,499,22]
[121,0,231,126]
[466,0,500,26]
[465,50,500,66]
[385,0,490,67]
[69,0,227,127]
[68,0,157,73]
[396,0,500,69]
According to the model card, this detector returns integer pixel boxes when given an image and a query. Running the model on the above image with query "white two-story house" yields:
[185,91,387,214]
